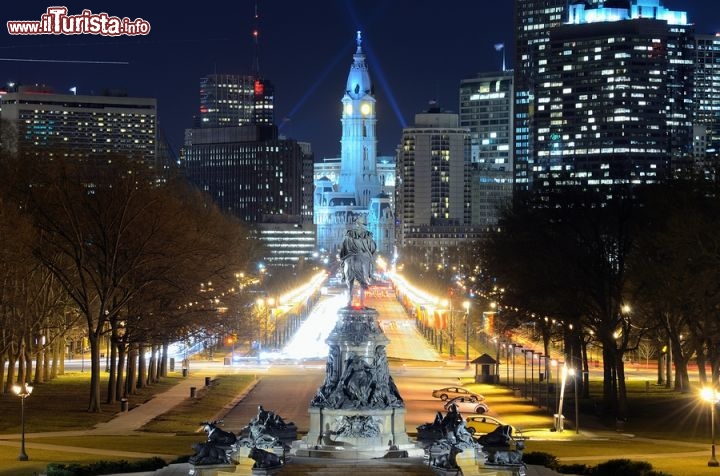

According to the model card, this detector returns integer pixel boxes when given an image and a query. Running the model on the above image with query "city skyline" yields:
[1,0,716,160]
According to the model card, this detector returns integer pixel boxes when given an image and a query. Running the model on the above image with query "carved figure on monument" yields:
[188,420,237,466]
[440,404,476,449]
[331,415,382,438]
[426,440,463,471]
[416,412,445,442]
[238,405,297,448]
[369,347,403,407]
[313,345,341,404]
[248,446,284,470]
[341,354,374,406]
[479,424,525,466]
[417,406,478,451]
[340,215,376,307]
[311,349,404,410]
[477,424,513,448]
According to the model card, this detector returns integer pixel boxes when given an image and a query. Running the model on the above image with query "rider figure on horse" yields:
[339,215,376,307]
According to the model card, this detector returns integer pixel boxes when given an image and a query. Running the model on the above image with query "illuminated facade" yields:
[197,74,274,128]
[693,33,720,177]
[313,32,395,260]
[460,71,514,227]
[314,155,396,216]
[183,125,314,266]
[396,105,477,267]
[527,0,694,199]
[513,0,574,190]
[0,85,157,163]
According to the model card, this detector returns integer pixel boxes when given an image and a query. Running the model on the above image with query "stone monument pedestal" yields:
[292,405,422,459]
[289,305,423,459]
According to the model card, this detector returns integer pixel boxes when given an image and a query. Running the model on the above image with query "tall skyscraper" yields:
[197,74,274,128]
[183,126,303,217]
[693,33,720,177]
[513,0,572,191]
[0,84,173,176]
[459,71,514,227]
[396,104,476,268]
[513,0,694,202]
[529,1,693,200]
[313,32,394,260]
[183,4,314,269]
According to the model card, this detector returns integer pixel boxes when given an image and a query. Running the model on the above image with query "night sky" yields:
[1,1,717,160]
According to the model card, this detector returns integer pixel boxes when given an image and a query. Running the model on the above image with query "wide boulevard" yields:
[216,286,473,435]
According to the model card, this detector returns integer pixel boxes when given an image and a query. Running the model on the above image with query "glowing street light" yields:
[701,387,720,467]
[555,362,568,432]
[12,382,33,461]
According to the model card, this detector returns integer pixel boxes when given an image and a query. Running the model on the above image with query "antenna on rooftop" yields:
[251,0,261,76]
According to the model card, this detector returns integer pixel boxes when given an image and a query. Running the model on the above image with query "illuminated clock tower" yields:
[338,31,381,205]
[313,31,394,261]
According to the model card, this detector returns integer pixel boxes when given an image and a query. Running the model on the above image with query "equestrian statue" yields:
[339,215,377,308]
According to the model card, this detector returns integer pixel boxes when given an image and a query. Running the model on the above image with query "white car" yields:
[443,396,490,414]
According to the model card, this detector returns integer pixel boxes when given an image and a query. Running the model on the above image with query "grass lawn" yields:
[0,372,180,433]
[460,375,719,476]
[0,370,255,476]
[1,364,716,476]
[528,439,714,476]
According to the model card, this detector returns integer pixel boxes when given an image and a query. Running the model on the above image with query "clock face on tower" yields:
[360,102,371,116]
[344,104,353,115]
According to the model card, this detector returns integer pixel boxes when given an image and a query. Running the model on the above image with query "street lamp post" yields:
[506,343,511,386]
[572,367,580,434]
[463,300,470,369]
[449,300,455,358]
[537,352,544,407]
[523,349,529,398]
[12,382,33,461]
[556,362,568,432]
[530,350,536,404]
[512,345,522,390]
[552,359,560,414]
[702,387,720,467]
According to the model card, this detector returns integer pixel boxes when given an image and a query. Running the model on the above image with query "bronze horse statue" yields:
[341,253,373,307]
[339,217,376,307]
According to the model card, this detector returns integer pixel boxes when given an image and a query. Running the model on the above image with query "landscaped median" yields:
[458,375,715,476]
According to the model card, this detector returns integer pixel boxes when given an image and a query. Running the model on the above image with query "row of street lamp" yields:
[389,273,720,466]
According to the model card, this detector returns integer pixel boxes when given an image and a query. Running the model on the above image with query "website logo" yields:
[7,7,151,36]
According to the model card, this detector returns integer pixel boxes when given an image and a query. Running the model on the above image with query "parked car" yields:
[431,386,483,402]
[443,396,490,414]
[464,415,520,437]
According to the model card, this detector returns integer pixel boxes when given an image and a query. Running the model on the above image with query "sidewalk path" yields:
[91,374,210,435]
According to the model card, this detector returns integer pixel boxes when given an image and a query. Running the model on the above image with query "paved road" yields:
[218,291,451,432]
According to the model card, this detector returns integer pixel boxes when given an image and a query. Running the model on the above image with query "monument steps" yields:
[273,458,437,475]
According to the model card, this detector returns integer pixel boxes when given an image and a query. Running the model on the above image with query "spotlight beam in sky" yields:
[345,0,407,129]
[280,0,407,136]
